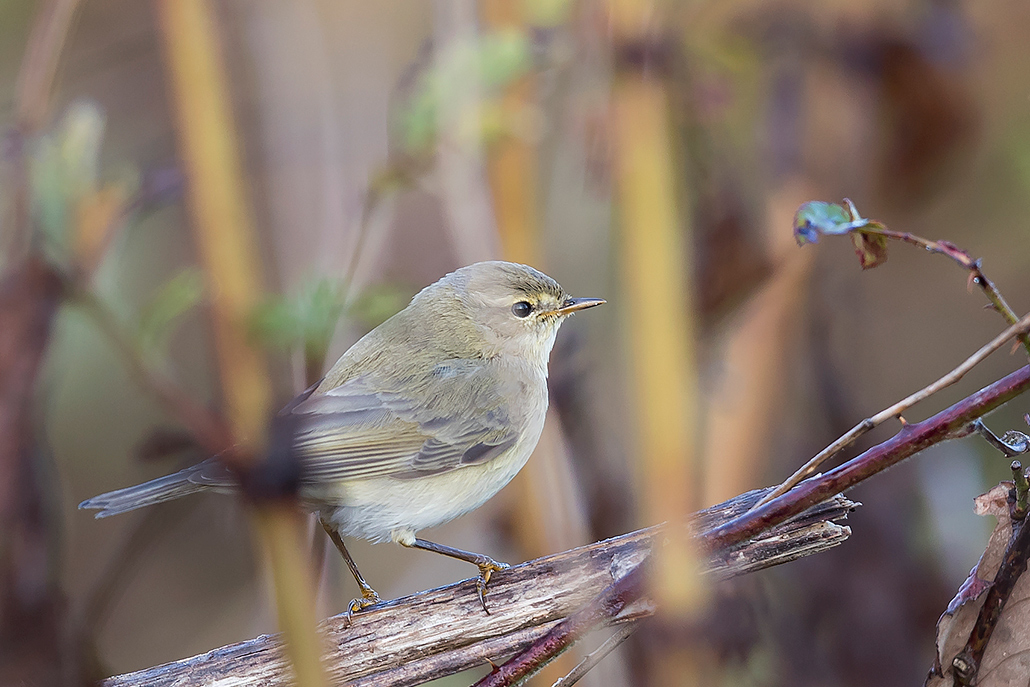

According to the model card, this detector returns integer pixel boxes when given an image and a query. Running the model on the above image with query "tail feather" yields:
[78,466,208,518]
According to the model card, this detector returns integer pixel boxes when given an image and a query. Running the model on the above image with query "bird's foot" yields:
[475,558,510,614]
[344,586,382,626]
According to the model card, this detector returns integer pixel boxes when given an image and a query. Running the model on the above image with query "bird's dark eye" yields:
[512,301,533,318]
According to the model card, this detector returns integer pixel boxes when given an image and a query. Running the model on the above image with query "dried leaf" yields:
[396,30,532,152]
[927,483,1030,686]
[851,230,889,269]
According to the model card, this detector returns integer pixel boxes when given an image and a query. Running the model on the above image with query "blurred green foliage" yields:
[29,101,106,257]
[135,267,205,361]
[397,29,532,152]
[249,279,409,380]
[250,279,347,359]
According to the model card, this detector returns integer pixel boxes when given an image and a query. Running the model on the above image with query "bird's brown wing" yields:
[286,364,518,483]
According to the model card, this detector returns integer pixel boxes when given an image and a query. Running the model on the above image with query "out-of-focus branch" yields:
[0,2,88,684]
[609,10,702,684]
[5,0,82,258]
[99,488,856,687]
[0,257,66,685]
[154,1,324,685]
[14,0,80,128]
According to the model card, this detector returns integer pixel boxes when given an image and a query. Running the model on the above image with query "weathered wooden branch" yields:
[103,488,856,687]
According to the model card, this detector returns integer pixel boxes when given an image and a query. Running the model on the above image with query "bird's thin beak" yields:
[556,297,606,315]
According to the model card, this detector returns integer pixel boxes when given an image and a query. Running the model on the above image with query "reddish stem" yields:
[703,364,1030,553]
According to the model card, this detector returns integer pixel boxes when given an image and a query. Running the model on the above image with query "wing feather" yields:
[286,362,518,483]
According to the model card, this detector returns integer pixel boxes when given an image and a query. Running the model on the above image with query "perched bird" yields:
[80,261,604,614]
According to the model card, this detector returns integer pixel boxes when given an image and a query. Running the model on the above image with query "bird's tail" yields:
[78,466,208,518]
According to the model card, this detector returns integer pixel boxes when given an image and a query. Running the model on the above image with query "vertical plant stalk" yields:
[0,258,66,684]
[479,4,588,683]
[0,2,83,682]
[154,2,325,686]
[610,0,703,621]
[481,1,538,266]
[610,3,702,684]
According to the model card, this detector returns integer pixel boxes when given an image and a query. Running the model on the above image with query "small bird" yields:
[80,261,604,615]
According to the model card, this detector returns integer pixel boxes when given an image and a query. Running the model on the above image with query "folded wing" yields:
[286,361,518,484]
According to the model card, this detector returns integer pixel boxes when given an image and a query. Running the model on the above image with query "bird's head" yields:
[424,261,605,367]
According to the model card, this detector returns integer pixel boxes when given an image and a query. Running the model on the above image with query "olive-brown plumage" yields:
[80,261,604,612]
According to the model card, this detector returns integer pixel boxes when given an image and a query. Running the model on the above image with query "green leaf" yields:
[136,268,205,355]
[297,280,348,352]
[794,199,890,268]
[793,201,853,245]
[396,30,532,153]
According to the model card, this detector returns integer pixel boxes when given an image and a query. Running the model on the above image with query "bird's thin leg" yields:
[401,538,510,613]
[319,517,381,620]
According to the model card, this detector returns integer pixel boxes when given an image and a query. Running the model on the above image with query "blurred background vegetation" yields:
[2,0,1030,685]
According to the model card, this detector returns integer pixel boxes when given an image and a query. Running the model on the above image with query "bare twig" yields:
[846,217,1030,358]
[99,488,856,687]
[551,622,641,687]
[706,363,1030,554]
[754,312,1030,509]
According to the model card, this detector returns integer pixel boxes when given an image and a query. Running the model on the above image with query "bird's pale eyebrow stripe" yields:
[511,278,564,301]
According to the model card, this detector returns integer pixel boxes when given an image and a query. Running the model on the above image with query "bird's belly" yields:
[318,442,534,543]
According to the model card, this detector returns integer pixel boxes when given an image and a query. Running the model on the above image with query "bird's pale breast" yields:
[318,404,545,543]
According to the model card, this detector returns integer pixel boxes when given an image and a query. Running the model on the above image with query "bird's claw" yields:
[344,587,382,627]
[475,559,510,614]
